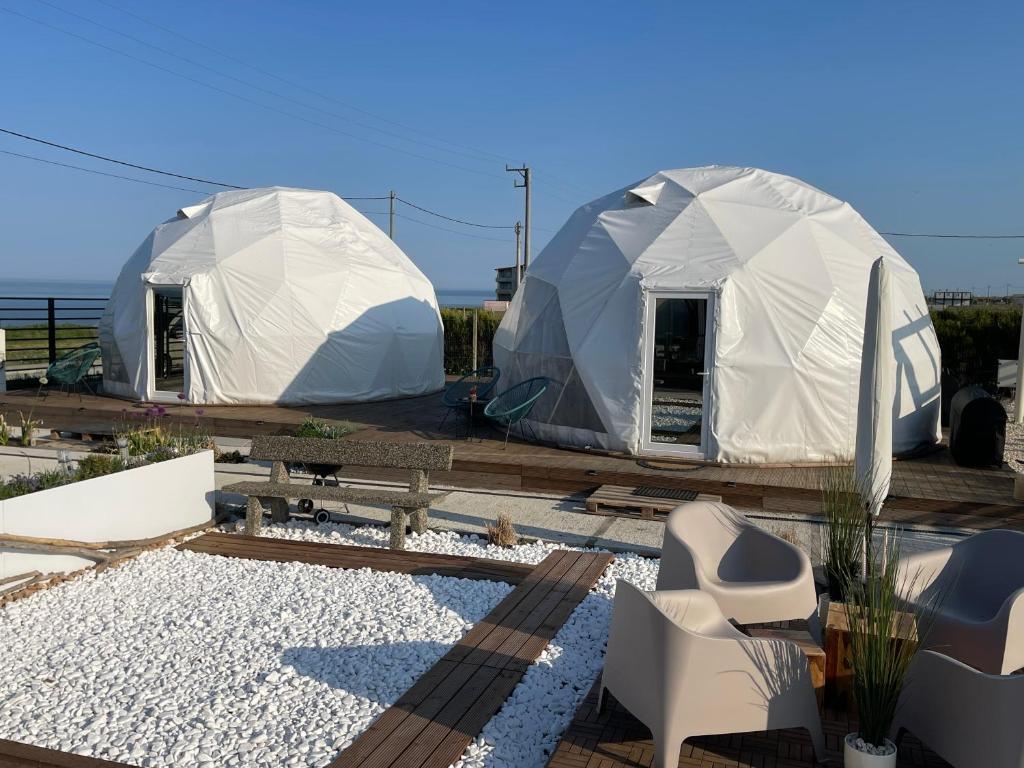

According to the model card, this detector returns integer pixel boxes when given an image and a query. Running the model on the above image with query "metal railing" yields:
[0,296,107,378]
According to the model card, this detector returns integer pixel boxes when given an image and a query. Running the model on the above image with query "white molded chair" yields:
[657,501,821,641]
[601,581,825,768]
[892,649,1024,768]
[896,529,1024,674]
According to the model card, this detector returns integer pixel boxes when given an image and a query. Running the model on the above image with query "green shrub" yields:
[74,453,125,481]
[821,464,865,601]
[441,307,503,375]
[295,417,357,440]
[931,305,1020,389]
[215,449,247,464]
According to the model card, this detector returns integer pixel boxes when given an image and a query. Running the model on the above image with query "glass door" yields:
[641,292,714,456]
[149,286,186,398]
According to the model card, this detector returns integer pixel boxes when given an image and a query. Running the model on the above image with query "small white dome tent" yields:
[99,187,444,404]
[493,166,941,463]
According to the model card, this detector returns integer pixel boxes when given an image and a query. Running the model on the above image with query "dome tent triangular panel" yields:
[493,166,942,463]
[99,187,444,405]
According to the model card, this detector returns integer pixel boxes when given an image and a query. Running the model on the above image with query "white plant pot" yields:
[844,733,897,768]
[0,450,215,579]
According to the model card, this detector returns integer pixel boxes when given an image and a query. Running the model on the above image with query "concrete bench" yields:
[223,436,453,549]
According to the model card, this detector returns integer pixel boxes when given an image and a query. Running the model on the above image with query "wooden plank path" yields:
[330,549,614,768]
[179,532,536,584]
[545,680,951,768]
[0,739,130,767]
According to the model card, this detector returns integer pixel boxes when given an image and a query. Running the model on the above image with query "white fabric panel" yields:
[99,187,443,404]
[493,165,941,463]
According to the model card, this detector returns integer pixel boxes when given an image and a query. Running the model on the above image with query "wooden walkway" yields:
[179,532,536,584]
[331,549,614,768]
[5,388,1022,530]
[0,739,129,767]
[546,680,950,768]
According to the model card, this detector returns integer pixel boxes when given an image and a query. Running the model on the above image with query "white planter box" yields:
[0,450,215,579]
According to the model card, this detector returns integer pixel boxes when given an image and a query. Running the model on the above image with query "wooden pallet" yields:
[585,484,723,520]
[179,532,535,584]
[331,548,614,768]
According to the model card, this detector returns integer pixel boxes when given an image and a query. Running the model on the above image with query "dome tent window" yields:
[98,187,444,405]
[493,166,942,463]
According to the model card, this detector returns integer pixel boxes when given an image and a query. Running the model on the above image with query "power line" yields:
[0,127,243,189]
[881,231,1024,239]
[0,149,206,193]
[34,0,504,170]
[90,0,513,167]
[0,5,505,181]
[396,197,513,229]
[394,212,511,242]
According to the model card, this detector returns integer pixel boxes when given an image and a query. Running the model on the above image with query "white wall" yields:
[0,450,215,579]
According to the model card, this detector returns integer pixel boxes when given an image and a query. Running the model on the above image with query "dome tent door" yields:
[145,284,187,401]
[640,291,715,457]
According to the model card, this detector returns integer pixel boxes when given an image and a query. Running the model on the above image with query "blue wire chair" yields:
[439,366,501,431]
[38,342,101,398]
[483,376,549,448]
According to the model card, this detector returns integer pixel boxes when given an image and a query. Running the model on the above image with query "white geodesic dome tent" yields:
[99,187,444,404]
[493,166,942,463]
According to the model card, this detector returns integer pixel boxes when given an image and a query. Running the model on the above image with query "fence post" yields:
[471,309,478,372]
[0,328,5,392]
[47,297,57,364]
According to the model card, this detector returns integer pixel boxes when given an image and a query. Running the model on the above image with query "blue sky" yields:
[1,1,1022,293]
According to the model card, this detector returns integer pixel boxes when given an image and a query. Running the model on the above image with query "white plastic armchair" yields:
[891,649,1024,768]
[600,581,824,768]
[896,529,1024,674]
[656,501,821,641]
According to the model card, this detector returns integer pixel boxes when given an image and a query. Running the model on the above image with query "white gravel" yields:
[0,546,511,767]
[0,519,659,768]
[257,520,661,768]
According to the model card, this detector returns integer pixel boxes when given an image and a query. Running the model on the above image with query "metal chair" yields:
[439,366,501,431]
[483,376,549,448]
[39,342,101,398]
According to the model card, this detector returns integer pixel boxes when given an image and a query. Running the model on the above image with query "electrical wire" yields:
[0,127,243,189]
[0,149,206,193]
[34,0,505,170]
[394,212,511,242]
[90,0,513,167]
[396,197,513,229]
[881,232,1024,239]
[0,5,506,181]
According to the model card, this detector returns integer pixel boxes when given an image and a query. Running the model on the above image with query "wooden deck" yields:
[331,549,614,768]
[0,738,130,767]
[546,680,950,768]
[3,387,1022,530]
[179,532,536,584]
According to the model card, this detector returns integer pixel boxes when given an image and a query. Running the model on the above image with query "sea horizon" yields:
[0,277,494,307]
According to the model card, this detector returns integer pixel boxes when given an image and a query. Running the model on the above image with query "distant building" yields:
[495,265,525,302]
[930,290,972,308]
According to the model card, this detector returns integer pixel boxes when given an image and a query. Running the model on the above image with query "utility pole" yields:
[388,190,396,240]
[506,165,531,270]
[514,221,522,292]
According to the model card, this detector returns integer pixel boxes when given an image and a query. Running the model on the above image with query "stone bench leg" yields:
[390,506,407,550]
[410,507,428,535]
[265,497,289,525]
[245,496,264,536]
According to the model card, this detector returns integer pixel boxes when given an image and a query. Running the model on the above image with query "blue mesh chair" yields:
[483,376,549,448]
[439,366,501,431]
[39,342,101,398]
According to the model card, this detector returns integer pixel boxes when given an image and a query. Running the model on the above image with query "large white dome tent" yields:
[493,166,941,463]
[99,187,444,405]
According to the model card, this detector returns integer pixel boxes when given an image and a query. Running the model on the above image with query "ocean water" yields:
[0,279,492,307]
